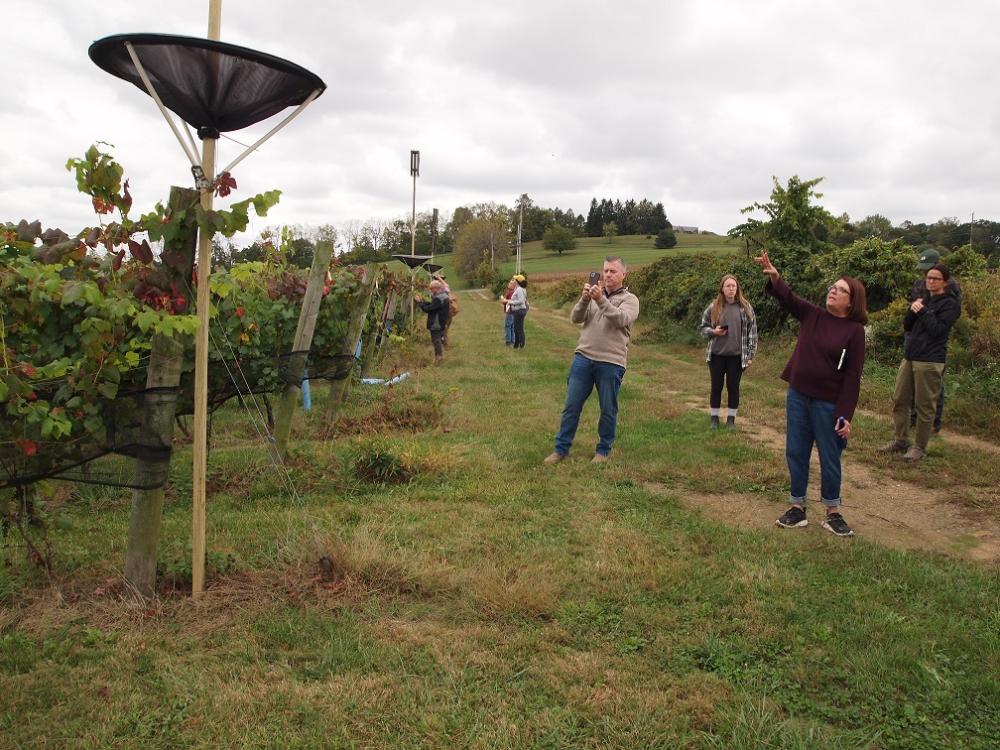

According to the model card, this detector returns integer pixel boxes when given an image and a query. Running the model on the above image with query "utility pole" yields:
[516,202,523,274]
[970,211,975,250]
[430,207,438,261]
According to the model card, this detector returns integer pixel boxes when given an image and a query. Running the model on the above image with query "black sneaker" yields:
[822,512,854,537]
[775,506,807,528]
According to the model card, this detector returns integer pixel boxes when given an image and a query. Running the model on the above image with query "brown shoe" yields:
[591,453,609,463]
[543,452,566,465]
[878,439,908,454]
[902,446,925,462]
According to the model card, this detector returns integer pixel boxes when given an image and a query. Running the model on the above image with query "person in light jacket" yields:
[699,274,758,430]
[544,257,640,465]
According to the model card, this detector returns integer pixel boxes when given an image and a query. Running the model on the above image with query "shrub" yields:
[944,244,988,280]
[654,228,677,249]
[543,276,587,307]
[802,237,915,312]
[959,272,1000,360]
[472,261,502,291]
[349,438,414,484]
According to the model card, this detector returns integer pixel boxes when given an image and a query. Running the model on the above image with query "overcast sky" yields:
[3,0,998,242]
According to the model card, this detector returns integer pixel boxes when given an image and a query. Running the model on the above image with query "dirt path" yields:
[531,301,1000,564]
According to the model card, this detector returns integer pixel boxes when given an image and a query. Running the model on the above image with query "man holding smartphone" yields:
[544,256,640,464]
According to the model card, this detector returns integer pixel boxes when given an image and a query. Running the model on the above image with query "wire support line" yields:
[216,89,322,176]
[186,278,304,505]
[123,42,202,169]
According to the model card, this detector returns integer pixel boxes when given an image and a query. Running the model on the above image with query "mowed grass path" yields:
[2,292,999,749]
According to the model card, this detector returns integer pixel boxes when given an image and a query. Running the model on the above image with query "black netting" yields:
[0,352,356,491]
[88,34,326,134]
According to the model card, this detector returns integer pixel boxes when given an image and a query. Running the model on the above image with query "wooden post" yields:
[191,0,223,597]
[272,240,333,459]
[125,187,198,597]
[325,264,378,422]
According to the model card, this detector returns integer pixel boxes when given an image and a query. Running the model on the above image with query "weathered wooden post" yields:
[125,186,198,598]
[272,240,334,459]
[325,264,378,422]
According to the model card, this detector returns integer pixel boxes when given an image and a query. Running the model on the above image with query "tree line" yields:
[215,180,1000,282]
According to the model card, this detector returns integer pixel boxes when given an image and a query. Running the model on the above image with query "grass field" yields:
[2,287,999,748]
[432,232,741,288]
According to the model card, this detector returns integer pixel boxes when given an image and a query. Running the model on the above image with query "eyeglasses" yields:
[828,284,852,296]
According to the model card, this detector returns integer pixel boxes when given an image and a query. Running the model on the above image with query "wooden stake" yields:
[191,0,223,597]
[272,240,334,459]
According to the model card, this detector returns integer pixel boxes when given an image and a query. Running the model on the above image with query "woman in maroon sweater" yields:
[755,251,868,537]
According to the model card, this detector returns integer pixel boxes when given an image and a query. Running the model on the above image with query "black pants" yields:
[512,309,527,348]
[430,329,444,358]
[708,354,743,409]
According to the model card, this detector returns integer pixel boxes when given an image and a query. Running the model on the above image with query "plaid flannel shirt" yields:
[699,303,758,369]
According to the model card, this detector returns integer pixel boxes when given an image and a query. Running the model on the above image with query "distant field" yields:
[430,233,740,287]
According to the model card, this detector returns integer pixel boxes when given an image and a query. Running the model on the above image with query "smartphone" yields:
[719,325,729,332]
[588,271,600,285]
[836,417,846,430]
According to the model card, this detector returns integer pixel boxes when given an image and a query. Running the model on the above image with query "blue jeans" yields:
[554,353,626,457]
[785,387,844,507]
[504,313,514,344]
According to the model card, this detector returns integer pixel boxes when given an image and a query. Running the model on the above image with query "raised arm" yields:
[755,250,818,321]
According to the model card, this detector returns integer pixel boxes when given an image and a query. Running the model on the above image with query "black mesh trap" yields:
[88,33,326,135]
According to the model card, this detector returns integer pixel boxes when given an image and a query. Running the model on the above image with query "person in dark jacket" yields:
[755,250,868,537]
[418,279,450,362]
[907,249,962,432]
[881,263,961,462]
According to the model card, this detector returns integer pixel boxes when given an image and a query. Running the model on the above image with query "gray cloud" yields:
[3,0,1000,239]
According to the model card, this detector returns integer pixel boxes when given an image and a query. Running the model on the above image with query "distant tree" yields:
[729,175,836,250]
[856,214,892,239]
[654,227,677,249]
[453,216,512,281]
[543,225,577,255]
[927,217,963,249]
[630,199,669,235]
[511,194,554,242]
[286,237,314,268]
[603,221,618,243]
[585,198,602,237]
[553,207,586,235]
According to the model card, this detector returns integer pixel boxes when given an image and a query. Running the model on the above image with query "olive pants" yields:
[892,359,945,450]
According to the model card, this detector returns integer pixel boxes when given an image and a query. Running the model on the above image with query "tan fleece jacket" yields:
[570,287,640,368]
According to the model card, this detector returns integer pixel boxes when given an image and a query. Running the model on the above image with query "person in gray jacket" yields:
[699,274,758,430]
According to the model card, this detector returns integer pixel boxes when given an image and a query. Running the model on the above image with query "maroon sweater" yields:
[766,278,866,421]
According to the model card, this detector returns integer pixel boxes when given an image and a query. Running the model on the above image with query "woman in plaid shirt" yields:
[699,274,758,430]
